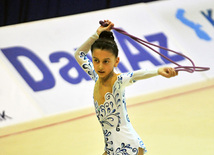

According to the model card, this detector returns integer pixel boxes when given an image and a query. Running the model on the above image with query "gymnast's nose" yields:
[98,63,103,70]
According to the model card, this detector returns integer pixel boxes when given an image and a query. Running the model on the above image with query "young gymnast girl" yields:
[74,20,178,155]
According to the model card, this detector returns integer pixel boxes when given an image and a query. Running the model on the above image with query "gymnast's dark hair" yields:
[91,31,118,57]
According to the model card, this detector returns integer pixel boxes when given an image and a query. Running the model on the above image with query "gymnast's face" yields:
[92,48,119,79]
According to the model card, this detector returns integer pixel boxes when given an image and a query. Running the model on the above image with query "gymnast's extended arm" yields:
[132,67,178,81]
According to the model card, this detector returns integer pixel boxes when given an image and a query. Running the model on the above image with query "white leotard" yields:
[75,32,158,154]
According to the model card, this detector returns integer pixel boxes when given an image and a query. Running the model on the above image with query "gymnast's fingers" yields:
[103,20,114,29]
[169,68,178,77]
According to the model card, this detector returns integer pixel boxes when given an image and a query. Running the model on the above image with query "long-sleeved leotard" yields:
[75,32,159,155]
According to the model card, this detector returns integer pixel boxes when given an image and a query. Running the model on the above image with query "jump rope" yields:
[99,20,210,73]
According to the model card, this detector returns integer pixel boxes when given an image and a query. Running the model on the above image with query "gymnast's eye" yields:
[93,58,99,63]
[104,60,109,63]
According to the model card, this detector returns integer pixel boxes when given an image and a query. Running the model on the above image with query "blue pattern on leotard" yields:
[76,51,147,155]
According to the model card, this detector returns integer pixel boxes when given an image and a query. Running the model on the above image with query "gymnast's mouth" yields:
[98,71,105,73]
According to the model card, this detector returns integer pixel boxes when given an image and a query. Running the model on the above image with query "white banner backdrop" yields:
[0,0,212,127]
[147,0,214,78]
[0,56,43,127]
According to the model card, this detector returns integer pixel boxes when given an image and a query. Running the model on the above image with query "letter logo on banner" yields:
[49,51,91,84]
[114,30,162,70]
[2,47,55,91]
[1,31,186,92]
[113,30,185,70]
[176,8,212,41]
[201,9,214,27]
[144,33,185,64]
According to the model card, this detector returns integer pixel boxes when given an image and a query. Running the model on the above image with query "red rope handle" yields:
[99,20,210,73]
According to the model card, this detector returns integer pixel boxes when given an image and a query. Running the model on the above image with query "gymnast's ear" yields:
[114,57,120,67]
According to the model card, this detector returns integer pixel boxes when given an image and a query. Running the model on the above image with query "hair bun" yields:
[99,31,115,41]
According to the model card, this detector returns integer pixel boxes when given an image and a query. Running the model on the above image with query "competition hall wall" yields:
[0,0,213,127]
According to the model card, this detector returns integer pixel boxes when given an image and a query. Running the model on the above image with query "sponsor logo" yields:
[1,31,185,91]
[201,9,214,27]
[176,8,212,41]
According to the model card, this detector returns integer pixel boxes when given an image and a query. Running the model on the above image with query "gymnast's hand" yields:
[97,20,114,35]
[158,67,178,78]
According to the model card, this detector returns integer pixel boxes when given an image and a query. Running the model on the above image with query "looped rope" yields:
[99,20,210,73]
